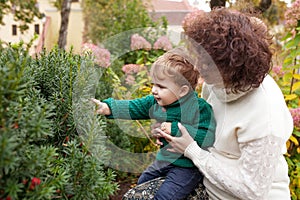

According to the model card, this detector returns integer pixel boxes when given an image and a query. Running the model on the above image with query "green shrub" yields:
[0,44,118,199]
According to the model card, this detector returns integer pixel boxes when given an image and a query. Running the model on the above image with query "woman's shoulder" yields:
[250,75,286,105]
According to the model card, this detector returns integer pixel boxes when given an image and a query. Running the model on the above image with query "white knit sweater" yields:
[184,75,293,200]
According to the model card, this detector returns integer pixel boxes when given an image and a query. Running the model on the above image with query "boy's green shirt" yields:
[103,91,216,167]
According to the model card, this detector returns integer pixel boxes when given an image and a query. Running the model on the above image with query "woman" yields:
[123,8,293,200]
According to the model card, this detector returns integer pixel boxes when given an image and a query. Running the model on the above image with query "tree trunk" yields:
[58,0,72,49]
[258,0,272,12]
[210,0,226,10]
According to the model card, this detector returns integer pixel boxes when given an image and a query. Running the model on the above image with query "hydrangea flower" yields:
[153,35,173,51]
[272,65,285,78]
[130,34,151,51]
[81,43,111,68]
[284,0,300,30]
[290,108,300,127]
[122,64,141,74]
[125,74,136,85]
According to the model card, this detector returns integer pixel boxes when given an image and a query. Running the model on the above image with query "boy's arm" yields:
[98,95,156,120]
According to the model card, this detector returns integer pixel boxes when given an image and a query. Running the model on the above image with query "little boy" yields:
[91,47,215,200]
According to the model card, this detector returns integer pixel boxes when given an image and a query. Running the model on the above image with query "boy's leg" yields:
[154,166,203,200]
[137,160,171,185]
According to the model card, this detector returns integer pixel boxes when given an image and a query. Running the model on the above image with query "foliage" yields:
[0,0,42,32]
[81,0,167,46]
[0,44,118,199]
[50,0,65,10]
[269,2,300,199]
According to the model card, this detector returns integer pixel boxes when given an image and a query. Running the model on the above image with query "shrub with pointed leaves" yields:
[0,44,117,199]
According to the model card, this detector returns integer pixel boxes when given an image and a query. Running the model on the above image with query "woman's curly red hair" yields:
[183,8,272,93]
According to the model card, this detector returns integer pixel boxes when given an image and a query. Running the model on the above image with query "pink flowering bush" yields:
[272,65,284,77]
[122,64,143,85]
[271,65,285,81]
[130,34,152,51]
[284,0,300,30]
[119,34,171,96]
[290,108,300,128]
[153,36,173,51]
[122,64,141,74]
[124,74,135,85]
[81,43,111,68]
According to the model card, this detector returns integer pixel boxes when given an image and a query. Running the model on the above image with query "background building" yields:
[0,0,197,55]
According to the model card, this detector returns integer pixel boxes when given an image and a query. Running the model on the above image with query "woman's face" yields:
[151,76,183,106]
[198,63,224,86]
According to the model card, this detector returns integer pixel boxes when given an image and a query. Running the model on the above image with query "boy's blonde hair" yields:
[150,47,200,90]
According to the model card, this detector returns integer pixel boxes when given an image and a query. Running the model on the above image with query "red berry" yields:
[29,177,41,190]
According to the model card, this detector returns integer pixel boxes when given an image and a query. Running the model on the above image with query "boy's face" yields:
[151,76,184,106]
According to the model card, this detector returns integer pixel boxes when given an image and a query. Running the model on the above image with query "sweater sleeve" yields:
[103,95,155,120]
[184,135,285,200]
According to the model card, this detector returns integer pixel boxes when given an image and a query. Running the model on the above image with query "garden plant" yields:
[1,2,300,199]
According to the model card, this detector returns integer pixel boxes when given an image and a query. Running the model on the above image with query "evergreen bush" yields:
[0,44,118,199]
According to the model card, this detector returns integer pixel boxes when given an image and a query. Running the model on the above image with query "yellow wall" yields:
[0,0,84,54]
[0,13,44,55]
[40,0,84,54]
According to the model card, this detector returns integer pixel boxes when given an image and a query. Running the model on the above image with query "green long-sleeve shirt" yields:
[103,91,216,167]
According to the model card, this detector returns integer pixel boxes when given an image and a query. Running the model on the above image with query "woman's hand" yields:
[158,123,195,154]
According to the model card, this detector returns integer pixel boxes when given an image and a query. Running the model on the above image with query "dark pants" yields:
[138,160,203,200]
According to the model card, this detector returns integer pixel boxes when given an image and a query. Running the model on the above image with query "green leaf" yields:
[284,39,295,49]
[283,56,293,67]
[283,72,293,82]
[289,48,300,58]
[294,34,300,46]
[293,130,300,137]
[291,64,300,70]
[281,32,293,41]
[136,57,144,65]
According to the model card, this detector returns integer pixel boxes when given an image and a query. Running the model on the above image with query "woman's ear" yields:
[179,85,190,98]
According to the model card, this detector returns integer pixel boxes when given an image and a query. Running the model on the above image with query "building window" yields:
[12,25,17,36]
[34,24,40,35]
